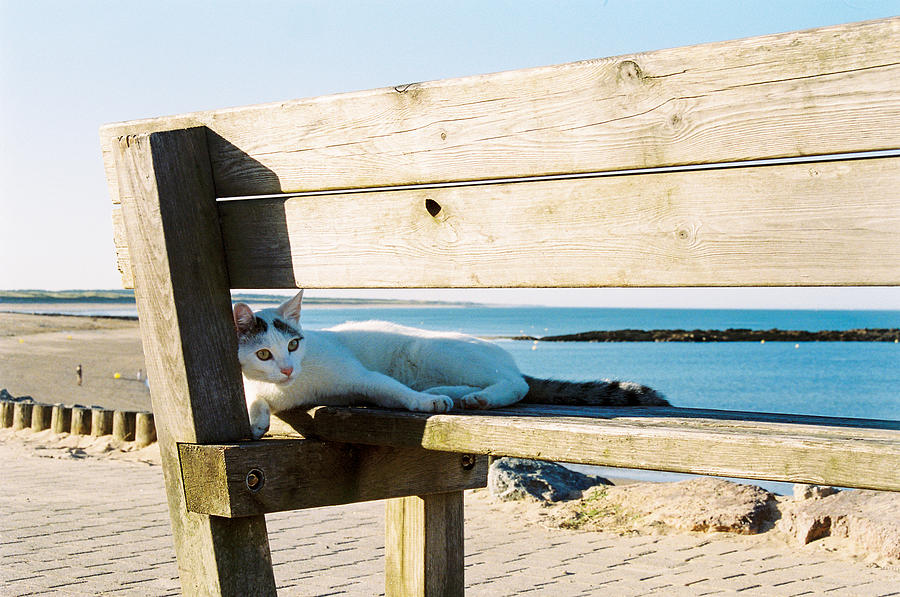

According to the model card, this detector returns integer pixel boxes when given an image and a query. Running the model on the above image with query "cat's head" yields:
[234,290,306,385]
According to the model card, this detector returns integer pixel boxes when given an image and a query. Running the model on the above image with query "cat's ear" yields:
[278,290,304,323]
[233,303,256,336]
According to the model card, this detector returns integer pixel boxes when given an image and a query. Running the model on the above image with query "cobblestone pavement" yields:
[2,441,899,596]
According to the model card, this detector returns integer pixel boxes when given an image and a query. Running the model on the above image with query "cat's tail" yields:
[520,376,669,406]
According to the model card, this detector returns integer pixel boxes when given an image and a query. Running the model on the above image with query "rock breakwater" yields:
[510,328,900,342]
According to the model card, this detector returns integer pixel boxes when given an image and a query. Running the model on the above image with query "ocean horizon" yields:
[3,293,899,332]
[4,297,898,417]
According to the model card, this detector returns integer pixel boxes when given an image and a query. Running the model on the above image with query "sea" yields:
[8,301,899,493]
[302,305,900,493]
[302,306,900,419]
[21,301,896,420]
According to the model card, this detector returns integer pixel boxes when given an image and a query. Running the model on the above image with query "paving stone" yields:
[3,440,900,596]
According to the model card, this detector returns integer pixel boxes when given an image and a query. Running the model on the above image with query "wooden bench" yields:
[103,17,900,596]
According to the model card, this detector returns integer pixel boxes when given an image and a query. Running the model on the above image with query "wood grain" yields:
[112,410,135,441]
[106,18,900,288]
[0,401,13,428]
[178,440,486,518]
[135,412,156,447]
[111,208,133,288]
[70,406,91,435]
[385,493,465,597]
[30,404,52,431]
[101,17,899,201]
[113,128,276,596]
[274,405,900,492]
[12,402,32,430]
[90,408,114,436]
[50,404,71,434]
[215,157,900,289]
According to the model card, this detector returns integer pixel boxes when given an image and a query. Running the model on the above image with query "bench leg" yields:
[160,441,275,596]
[385,492,465,597]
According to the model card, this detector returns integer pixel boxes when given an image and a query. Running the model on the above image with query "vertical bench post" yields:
[114,127,276,596]
[385,492,465,597]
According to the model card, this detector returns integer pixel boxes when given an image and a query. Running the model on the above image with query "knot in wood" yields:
[617,60,645,84]
[393,82,423,102]
[674,224,700,245]
[425,198,442,217]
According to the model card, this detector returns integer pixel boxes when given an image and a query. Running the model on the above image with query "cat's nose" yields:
[280,366,293,377]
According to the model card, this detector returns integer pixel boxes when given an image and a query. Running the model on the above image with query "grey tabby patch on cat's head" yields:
[233,291,306,387]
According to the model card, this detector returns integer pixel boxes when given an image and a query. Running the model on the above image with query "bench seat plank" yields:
[270,405,900,492]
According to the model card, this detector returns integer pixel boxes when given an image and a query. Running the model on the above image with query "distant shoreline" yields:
[0,290,472,309]
[2,309,897,342]
[0,300,469,316]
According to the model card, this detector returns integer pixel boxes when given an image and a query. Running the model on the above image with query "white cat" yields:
[235,291,667,439]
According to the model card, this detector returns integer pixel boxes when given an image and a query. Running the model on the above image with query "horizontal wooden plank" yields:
[216,157,900,288]
[269,405,900,492]
[102,17,900,202]
[179,439,487,518]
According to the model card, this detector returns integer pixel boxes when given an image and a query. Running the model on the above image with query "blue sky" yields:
[1,1,898,307]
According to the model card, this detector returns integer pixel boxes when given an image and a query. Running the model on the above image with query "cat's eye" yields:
[256,349,272,361]
[287,338,299,352]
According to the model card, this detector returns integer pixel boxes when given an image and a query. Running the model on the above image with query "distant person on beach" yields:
[75,364,82,386]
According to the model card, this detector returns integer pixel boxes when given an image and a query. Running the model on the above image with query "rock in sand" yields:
[778,488,900,559]
[488,457,610,502]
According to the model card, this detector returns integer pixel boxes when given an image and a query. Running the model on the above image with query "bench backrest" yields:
[106,17,899,291]
[102,18,899,596]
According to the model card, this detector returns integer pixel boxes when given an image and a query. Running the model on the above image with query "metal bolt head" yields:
[245,468,265,492]
[460,454,476,471]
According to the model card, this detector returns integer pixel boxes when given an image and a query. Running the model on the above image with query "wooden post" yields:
[91,408,114,436]
[385,492,465,597]
[113,410,136,441]
[12,402,33,430]
[113,127,275,596]
[31,404,53,431]
[135,412,156,447]
[71,406,92,435]
[0,401,13,428]
[51,404,72,434]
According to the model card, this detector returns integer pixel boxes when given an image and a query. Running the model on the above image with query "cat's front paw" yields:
[411,395,453,413]
[250,421,269,440]
[247,398,271,440]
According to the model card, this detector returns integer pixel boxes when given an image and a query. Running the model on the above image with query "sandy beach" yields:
[0,312,151,411]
